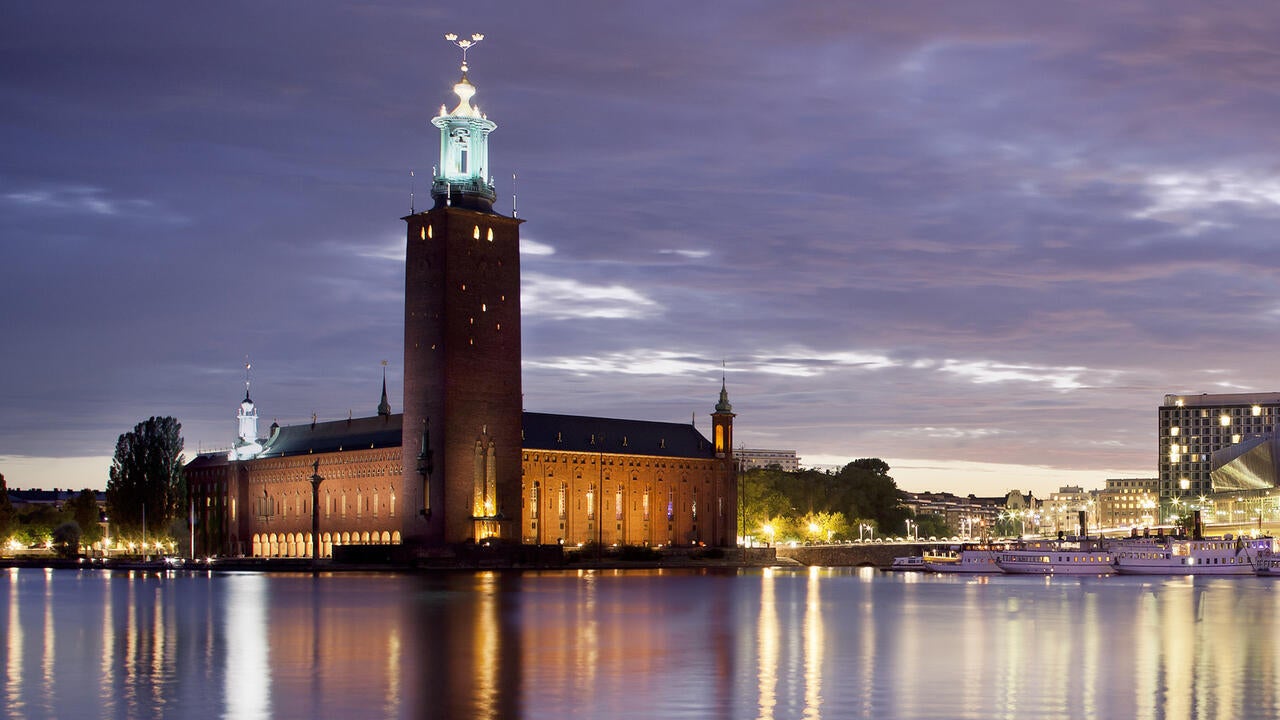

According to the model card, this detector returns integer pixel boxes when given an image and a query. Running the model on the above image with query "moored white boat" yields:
[1112,535,1275,575]
[890,555,925,571]
[996,543,1115,575]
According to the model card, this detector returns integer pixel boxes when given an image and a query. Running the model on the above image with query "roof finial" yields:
[444,32,485,75]
[243,357,252,402]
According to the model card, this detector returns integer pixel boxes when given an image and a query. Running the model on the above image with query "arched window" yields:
[531,481,540,521]
[558,483,567,520]
[616,485,624,520]
[586,484,596,519]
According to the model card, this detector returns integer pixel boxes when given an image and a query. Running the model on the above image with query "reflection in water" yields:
[756,567,777,719]
[6,568,24,719]
[225,573,271,720]
[4,569,1280,718]
[802,566,823,719]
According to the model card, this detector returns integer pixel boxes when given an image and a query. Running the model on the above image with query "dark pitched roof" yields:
[522,412,715,459]
[256,413,404,457]
[186,453,229,470]
[189,410,717,463]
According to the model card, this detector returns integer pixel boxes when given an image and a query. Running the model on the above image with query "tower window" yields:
[487,228,494,241]
[420,227,426,240]
[428,225,433,239]
[473,225,480,239]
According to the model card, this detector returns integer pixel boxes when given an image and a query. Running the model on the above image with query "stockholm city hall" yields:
[185,37,739,559]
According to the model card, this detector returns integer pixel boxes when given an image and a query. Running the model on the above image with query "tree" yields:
[106,416,186,538]
[912,511,952,539]
[52,521,81,558]
[0,473,13,541]
[68,489,102,544]
[835,459,908,534]
[741,467,795,542]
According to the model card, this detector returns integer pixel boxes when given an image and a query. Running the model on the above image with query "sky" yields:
[4,2,1280,497]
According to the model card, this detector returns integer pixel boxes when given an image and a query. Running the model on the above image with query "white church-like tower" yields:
[230,362,263,460]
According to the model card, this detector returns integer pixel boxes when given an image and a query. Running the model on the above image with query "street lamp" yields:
[905,519,916,541]
[762,523,775,547]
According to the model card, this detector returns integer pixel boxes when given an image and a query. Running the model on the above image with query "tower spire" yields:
[378,360,392,417]
[711,364,735,459]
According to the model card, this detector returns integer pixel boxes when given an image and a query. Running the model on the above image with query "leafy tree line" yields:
[2,416,187,558]
[740,459,949,544]
[0,472,104,557]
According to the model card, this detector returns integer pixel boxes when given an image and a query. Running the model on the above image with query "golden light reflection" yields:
[1081,591,1098,718]
[7,568,23,715]
[802,566,824,719]
[857,567,875,718]
[960,583,987,713]
[225,573,272,720]
[756,567,778,720]
[473,572,499,720]
[100,573,114,712]
[42,569,54,697]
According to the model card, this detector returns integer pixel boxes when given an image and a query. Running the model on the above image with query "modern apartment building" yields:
[1159,392,1280,517]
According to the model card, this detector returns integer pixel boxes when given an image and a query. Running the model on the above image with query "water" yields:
[3,566,1280,719]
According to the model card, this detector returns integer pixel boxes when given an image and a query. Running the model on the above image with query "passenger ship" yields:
[995,539,1115,575]
[1112,535,1275,575]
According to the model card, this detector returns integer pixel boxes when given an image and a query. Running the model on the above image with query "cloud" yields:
[522,273,661,320]
[520,238,556,256]
[1135,168,1280,223]
[937,359,1111,391]
[657,248,711,259]
[525,350,713,377]
[749,349,900,377]
[2,185,181,222]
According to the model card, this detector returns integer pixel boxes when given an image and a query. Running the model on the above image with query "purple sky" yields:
[4,2,1280,496]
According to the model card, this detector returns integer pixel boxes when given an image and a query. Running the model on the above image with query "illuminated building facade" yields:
[186,40,737,557]
[1095,477,1158,530]
[1158,392,1280,519]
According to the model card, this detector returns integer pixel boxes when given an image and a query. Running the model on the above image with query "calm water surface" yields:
[3,566,1279,719]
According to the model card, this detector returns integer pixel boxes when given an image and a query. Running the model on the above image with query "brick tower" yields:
[402,34,523,546]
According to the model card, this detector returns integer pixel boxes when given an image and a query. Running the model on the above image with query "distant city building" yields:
[1042,485,1091,535]
[1159,392,1280,517]
[1095,477,1158,530]
[900,491,1003,536]
[737,449,799,472]
[7,488,104,511]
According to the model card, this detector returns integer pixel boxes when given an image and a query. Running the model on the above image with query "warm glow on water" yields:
[1,567,1280,718]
